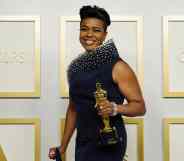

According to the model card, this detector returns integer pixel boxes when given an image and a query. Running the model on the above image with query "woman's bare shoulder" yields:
[112,59,136,83]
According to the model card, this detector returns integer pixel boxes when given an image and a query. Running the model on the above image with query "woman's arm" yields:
[60,99,77,153]
[48,99,77,159]
[98,60,146,117]
[112,60,146,117]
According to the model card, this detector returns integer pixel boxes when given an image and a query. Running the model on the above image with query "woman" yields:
[49,5,146,161]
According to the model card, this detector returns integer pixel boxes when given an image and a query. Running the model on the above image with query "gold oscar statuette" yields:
[94,82,119,146]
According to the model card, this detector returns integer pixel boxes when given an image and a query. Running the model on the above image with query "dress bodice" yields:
[67,39,126,140]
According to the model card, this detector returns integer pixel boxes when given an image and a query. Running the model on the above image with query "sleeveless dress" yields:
[67,39,127,161]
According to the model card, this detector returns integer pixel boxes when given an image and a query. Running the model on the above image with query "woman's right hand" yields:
[48,147,57,160]
[48,146,64,160]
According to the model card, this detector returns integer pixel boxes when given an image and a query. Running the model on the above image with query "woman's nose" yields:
[86,29,93,36]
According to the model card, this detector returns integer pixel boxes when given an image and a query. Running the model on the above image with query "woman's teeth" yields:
[85,40,94,45]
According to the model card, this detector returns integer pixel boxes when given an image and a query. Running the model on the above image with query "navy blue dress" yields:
[67,40,127,161]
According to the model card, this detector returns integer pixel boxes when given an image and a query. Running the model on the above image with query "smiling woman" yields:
[49,5,146,161]
[79,5,110,52]
[79,18,107,51]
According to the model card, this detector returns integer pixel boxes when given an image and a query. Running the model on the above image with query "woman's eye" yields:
[80,28,87,31]
[93,28,104,33]
[94,29,101,32]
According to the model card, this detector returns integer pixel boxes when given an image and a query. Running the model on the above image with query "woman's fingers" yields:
[98,101,113,116]
[48,148,56,159]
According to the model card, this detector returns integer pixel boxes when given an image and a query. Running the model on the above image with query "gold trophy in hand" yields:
[94,82,119,146]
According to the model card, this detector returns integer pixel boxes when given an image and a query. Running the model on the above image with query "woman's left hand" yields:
[98,100,114,116]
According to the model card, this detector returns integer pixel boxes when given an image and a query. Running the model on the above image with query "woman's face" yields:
[79,18,107,51]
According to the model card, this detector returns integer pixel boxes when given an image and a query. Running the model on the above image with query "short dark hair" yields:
[79,5,111,31]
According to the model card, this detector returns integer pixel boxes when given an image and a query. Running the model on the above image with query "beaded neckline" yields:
[67,39,119,80]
